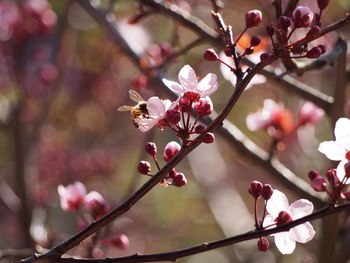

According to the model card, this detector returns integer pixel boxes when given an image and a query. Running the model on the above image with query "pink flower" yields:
[298,101,324,126]
[265,190,315,254]
[135,96,173,132]
[57,182,87,211]
[84,191,108,218]
[163,141,181,162]
[162,65,218,98]
[318,118,350,183]
[246,99,293,136]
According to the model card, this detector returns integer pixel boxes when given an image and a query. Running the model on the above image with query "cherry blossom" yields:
[162,65,218,98]
[318,118,350,183]
[57,182,87,211]
[135,96,173,132]
[246,99,293,136]
[265,190,315,254]
[298,102,324,126]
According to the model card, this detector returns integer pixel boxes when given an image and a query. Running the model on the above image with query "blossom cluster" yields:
[57,182,129,253]
[248,181,315,254]
[122,65,217,145]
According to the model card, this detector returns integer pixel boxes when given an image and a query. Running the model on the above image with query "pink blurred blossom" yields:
[57,182,87,211]
[298,101,324,126]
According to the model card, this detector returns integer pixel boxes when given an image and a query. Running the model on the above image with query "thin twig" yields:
[55,203,350,262]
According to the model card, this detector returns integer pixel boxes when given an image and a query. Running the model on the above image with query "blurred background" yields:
[0,0,349,262]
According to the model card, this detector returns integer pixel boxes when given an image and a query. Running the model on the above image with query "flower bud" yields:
[145,142,157,157]
[138,161,151,175]
[194,98,213,117]
[248,181,263,198]
[308,170,320,181]
[326,169,340,186]
[277,16,293,30]
[261,184,273,200]
[292,6,314,28]
[306,47,322,58]
[203,132,215,143]
[245,47,254,55]
[203,48,219,61]
[178,97,190,112]
[250,36,261,47]
[276,211,293,225]
[164,141,181,162]
[318,44,326,54]
[57,182,87,211]
[84,191,108,218]
[317,0,329,10]
[195,124,206,134]
[166,109,181,123]
[311,176,327,192]
[168,168,177,178]
[306,26,321,39]
[266,24,275,36]
[260,52,271,62]
[224,46,232,56]
[257,237,269,251]
[298,102,324,126]
[110,234,129,249]
[172,173,187,187]
[245,10,262,28]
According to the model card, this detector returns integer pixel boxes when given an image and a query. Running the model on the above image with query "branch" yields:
[283,0,299,17]
[56,203,350,263]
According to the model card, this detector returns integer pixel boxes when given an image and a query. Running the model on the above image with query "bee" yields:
[118,90,149,128]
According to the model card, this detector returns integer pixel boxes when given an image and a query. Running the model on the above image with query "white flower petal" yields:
[289,222,315,243]
[136,118,159,132]
[334,118,350,149]
[263,214,275,228]
[147,97,166,117]
[318,141,347,161]
[274,232,296,255]
[336,159,350,183]
[198,73,218,97]
[178,65,198,91]
[289,199,314,219]
[266,190,289,217]
[162,78,185,95]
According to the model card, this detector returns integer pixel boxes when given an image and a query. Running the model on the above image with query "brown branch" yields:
[272,0,282,19]
[55,203,350,262]
[283,0,299,17]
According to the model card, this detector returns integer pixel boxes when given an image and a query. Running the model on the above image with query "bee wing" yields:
[117,105,133,111]
[129,90,145,102]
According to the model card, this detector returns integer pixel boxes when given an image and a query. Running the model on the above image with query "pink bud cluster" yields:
[308,168,350,203]
[57,182,109,220]
[138,141,187,187]
[262,2,331,61]
[249,183,315,254]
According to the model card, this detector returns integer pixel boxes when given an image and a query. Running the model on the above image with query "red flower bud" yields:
[257,237,269,251]
[277,16,293,30]
[306,26,321,39]
[260,52,271,62]
[164,141,181,162]
[172,173,187,187]
[266,24,275,36]
[203,132,215,143]
[203,48,219,61]
[292,6,314,28]
[276,211,293,225]
[245,47,254,55]
[261,184,273,200]
[138,161,151,175]
[178,97,190,112]
[245,10,262,28]
[224,46,232,57]
[311,176,327,192]
[306,47,322,58]
[166,109,181,123]
[145,142,157,157]
[195,124,206,134]
[308,170,320,181]
[110,234,129,249]
[248,180,263,198]
[318,44,326,54]
[250,36,261,47]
